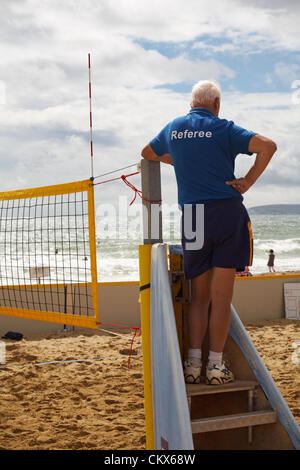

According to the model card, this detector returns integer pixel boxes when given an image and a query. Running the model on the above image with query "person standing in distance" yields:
[141,80,277,385]
[268,249,276,273]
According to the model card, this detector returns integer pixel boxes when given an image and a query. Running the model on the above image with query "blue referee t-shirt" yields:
[149,108,256,207]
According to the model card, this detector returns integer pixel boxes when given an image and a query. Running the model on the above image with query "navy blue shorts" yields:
[181,197,253,279]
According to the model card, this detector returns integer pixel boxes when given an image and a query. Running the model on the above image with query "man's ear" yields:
[214,97,220,116]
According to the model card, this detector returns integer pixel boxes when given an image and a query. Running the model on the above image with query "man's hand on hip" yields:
[226,134,277,195]
[225,177,252,194]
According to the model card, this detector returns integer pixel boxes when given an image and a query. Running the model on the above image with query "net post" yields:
[88,53,94,179]
[87,181,99,326]
[139,244,154,450]
[140,159,162,244]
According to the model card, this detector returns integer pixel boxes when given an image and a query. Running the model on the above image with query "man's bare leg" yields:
[209,267,236,353]
[188,269,213,350]
[185,267,236,384]
[202,267,236,384]
[184,269,212,383]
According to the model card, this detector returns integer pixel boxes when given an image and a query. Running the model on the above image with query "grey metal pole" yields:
[141,159,163,245]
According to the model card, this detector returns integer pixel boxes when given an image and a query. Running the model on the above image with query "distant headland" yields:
[248,204,300,215]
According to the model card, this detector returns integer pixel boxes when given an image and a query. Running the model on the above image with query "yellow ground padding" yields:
[139,244,155,450]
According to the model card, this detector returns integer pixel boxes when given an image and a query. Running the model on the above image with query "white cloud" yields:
[274,62,300,85]
[220,91,300,207]
[0,0,299,212]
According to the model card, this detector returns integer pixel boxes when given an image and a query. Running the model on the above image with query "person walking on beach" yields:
[268,249,275,272]
[141,80,277,385]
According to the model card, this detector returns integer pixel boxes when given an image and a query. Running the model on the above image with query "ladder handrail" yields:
[230,305,300,449]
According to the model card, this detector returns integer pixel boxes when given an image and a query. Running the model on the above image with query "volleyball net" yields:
[0,179,99,329]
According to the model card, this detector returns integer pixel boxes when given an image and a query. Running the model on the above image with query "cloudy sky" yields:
[0,0,300,210]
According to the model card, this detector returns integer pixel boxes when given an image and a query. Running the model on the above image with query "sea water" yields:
[248,214,300,275]
[95,213,300,281]
[0,212,300,284]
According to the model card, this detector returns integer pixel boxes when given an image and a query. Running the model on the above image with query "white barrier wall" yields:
[0,275,300,336]
[232,275,300,322]
[0,282,140,336]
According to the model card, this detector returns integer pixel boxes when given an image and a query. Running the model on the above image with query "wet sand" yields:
[252,270,300,277]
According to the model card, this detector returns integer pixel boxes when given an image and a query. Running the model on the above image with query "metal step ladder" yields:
[168,260,283,448]
[186,380,277,443]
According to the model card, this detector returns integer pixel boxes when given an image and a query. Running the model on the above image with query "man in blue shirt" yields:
[141,80,277,385]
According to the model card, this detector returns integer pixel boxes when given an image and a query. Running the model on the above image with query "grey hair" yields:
[190,80,221,108]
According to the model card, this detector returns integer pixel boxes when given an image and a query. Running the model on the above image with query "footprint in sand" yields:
[105,399,119,405]
[71,397,81,404]
[119,348,137,356]
[114,425,129,432]
[5,344,18,351]
[107,407,120,414]
[11,385,23,393]
[130,373,142,379]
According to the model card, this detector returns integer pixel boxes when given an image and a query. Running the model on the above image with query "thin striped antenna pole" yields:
[88,53,94,179]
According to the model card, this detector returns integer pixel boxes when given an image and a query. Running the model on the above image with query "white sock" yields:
[188,348,202,363]
[208,350,223,367]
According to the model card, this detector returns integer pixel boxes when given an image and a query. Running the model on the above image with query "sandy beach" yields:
[252,270,300,277]
[245,319,300,425]
[0,318,299,450]
[0,328,146,450]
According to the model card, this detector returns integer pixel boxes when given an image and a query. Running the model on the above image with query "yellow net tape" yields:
[0,180,99,329]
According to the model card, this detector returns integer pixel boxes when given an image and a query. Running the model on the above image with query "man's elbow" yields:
[249,134,277,157]
[141,144,152,160]
[267,140,277,156]
[261,139,277,161]
[141,145,147,159]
